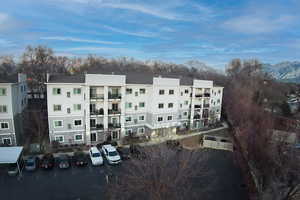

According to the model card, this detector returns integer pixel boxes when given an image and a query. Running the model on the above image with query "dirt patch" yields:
[180,135,202,150]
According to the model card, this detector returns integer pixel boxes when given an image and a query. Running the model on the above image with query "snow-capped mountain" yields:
[263,61,300,83]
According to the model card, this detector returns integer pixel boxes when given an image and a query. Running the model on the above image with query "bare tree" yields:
[106,146,214,200]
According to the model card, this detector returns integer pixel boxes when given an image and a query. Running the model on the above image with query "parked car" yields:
[101,144,121,165]
[89,147,103,166]
[40,153,55,170]
[57,154,70,169]
[25,156,39,171]
[117,147,131,160]
[74,151,88,167]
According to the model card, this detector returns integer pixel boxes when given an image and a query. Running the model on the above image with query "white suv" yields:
[101,145,121,165]
[89,147,103,166]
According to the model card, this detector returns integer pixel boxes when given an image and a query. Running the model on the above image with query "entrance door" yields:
[90,132,97,142]
[111,117,118,125]
[112,103,118,111]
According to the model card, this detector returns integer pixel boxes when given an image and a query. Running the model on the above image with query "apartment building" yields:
[46,73,223,145]
[0,73,28,146]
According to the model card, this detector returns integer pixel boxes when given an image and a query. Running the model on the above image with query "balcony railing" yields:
[91,124,104,130]
[108,123,121,129]
[108,109,121,115]
[193,115,201,119]
[90,109,104,115]
[194,105,202,109]
[204,93,210,97]
[195,94,203,98]
[203,104,210,108]
[90,93,104,99]
[108,93,122,99]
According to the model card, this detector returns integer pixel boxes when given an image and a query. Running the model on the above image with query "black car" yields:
[40,153,55,170]
[117,147,131,160]
[57,154,70,169]
[73,151,88,166]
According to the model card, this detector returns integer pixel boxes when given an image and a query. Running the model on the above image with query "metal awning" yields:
[0,146,23,164]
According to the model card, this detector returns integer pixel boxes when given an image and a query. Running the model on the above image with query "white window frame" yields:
[90,132,97,142]
[53,88,61,95]
[157,116,163,122]
[2,138,11,145]
[168,103,174,108]
[159,89,164,95]
[74,134,84,141]
[126,88,132,94]
[158,103,164,109]
[53,104,62,112]
[139,102,145,108]
[138,115,145,121]
[74,119,83,127]
[0,105,7,113]
[73,104,82,111]
[90,118,97,128]
[53,120,63,128]
[125,116,132,122]
[169,89,174,95]
[0,88,7,96]
[167,116,173,121]
[73,88,81,95]
[125,129,132,136]
[126,102,132,109]
[54,135,64,143]
[0,122,9,130]
[138,127,145,134]
[139,88,146,94]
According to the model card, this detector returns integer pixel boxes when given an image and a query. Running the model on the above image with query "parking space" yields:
[0,149,247,200]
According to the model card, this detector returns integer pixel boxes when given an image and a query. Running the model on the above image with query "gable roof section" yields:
[0,74,18,83]
[48,74,85,83]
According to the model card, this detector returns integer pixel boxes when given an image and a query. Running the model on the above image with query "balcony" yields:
[195,94,203,98]
[108,93,121,99]
[194,105,202,109]
[193,115,201,120]
[90,93,104,100]
[90,109,104,115]
[108,109,121,115]
[91,124,104,130]
[203,104,210,108]
[108,123,121,129]
[204,93,210,97]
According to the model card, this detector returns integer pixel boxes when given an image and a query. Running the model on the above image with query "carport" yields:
[0,146,24,176]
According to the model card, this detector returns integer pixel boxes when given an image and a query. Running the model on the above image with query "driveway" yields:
[0,150,248,200]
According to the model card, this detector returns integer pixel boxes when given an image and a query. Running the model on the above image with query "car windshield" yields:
[108,151,118,156]
[26,160,34,166]
[92,153,101,157]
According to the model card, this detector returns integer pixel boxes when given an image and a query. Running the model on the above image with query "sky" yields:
[0,0,300,69]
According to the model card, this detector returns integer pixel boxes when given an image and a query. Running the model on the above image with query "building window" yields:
[138,128,145,134]
[112,131,119,139]
[180,104,183,108]
[125,129,132,136]
[139,102,145,108]
[139,115,145,121]
[157,117,163,122]
[135,91,138,96]
[125,116,132,122]
[218,90,221,94]
[126,88,132,94]
[90,119,96,127]
[0,122,9,129]
[2,138,11,145]
[126,102,132,108]
[185,89,189,94]
[169,90,174,95]
[184,112,188,116]
[167,116,173,121]
[0,105,7,113]
[74,120,82,126]
[217,99,220,103]
[67,108,71,114]
[67,92,71,97]
[73,104,81,111]
[158,103,164,109]
[0,88,7,96]
[140,88,146,94]
[55,135,64,143]
[54,120,63,128]
[53,88,61,95]
[74,134,83,141]
[91,132,97,142]
[159,90,164,95]
[184,101,189,105]
[168,103,173,108]
[73,88,81,95]
[53,104,62,111]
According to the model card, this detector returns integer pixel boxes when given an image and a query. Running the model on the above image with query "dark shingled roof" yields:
[0,74,18,83]
[48,74,85,83]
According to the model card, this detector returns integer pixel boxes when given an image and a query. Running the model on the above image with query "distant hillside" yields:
[263,61,300,83]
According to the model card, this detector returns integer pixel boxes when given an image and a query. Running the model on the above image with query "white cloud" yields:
[40,36,122,45]
[102,25,157,38]
[223,15,295,34]
[61,46,141,55]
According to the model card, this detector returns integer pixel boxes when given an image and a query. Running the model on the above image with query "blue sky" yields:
[0,0,300,69]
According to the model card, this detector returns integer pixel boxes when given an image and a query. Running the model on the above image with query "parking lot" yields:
[0,149,248,200]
